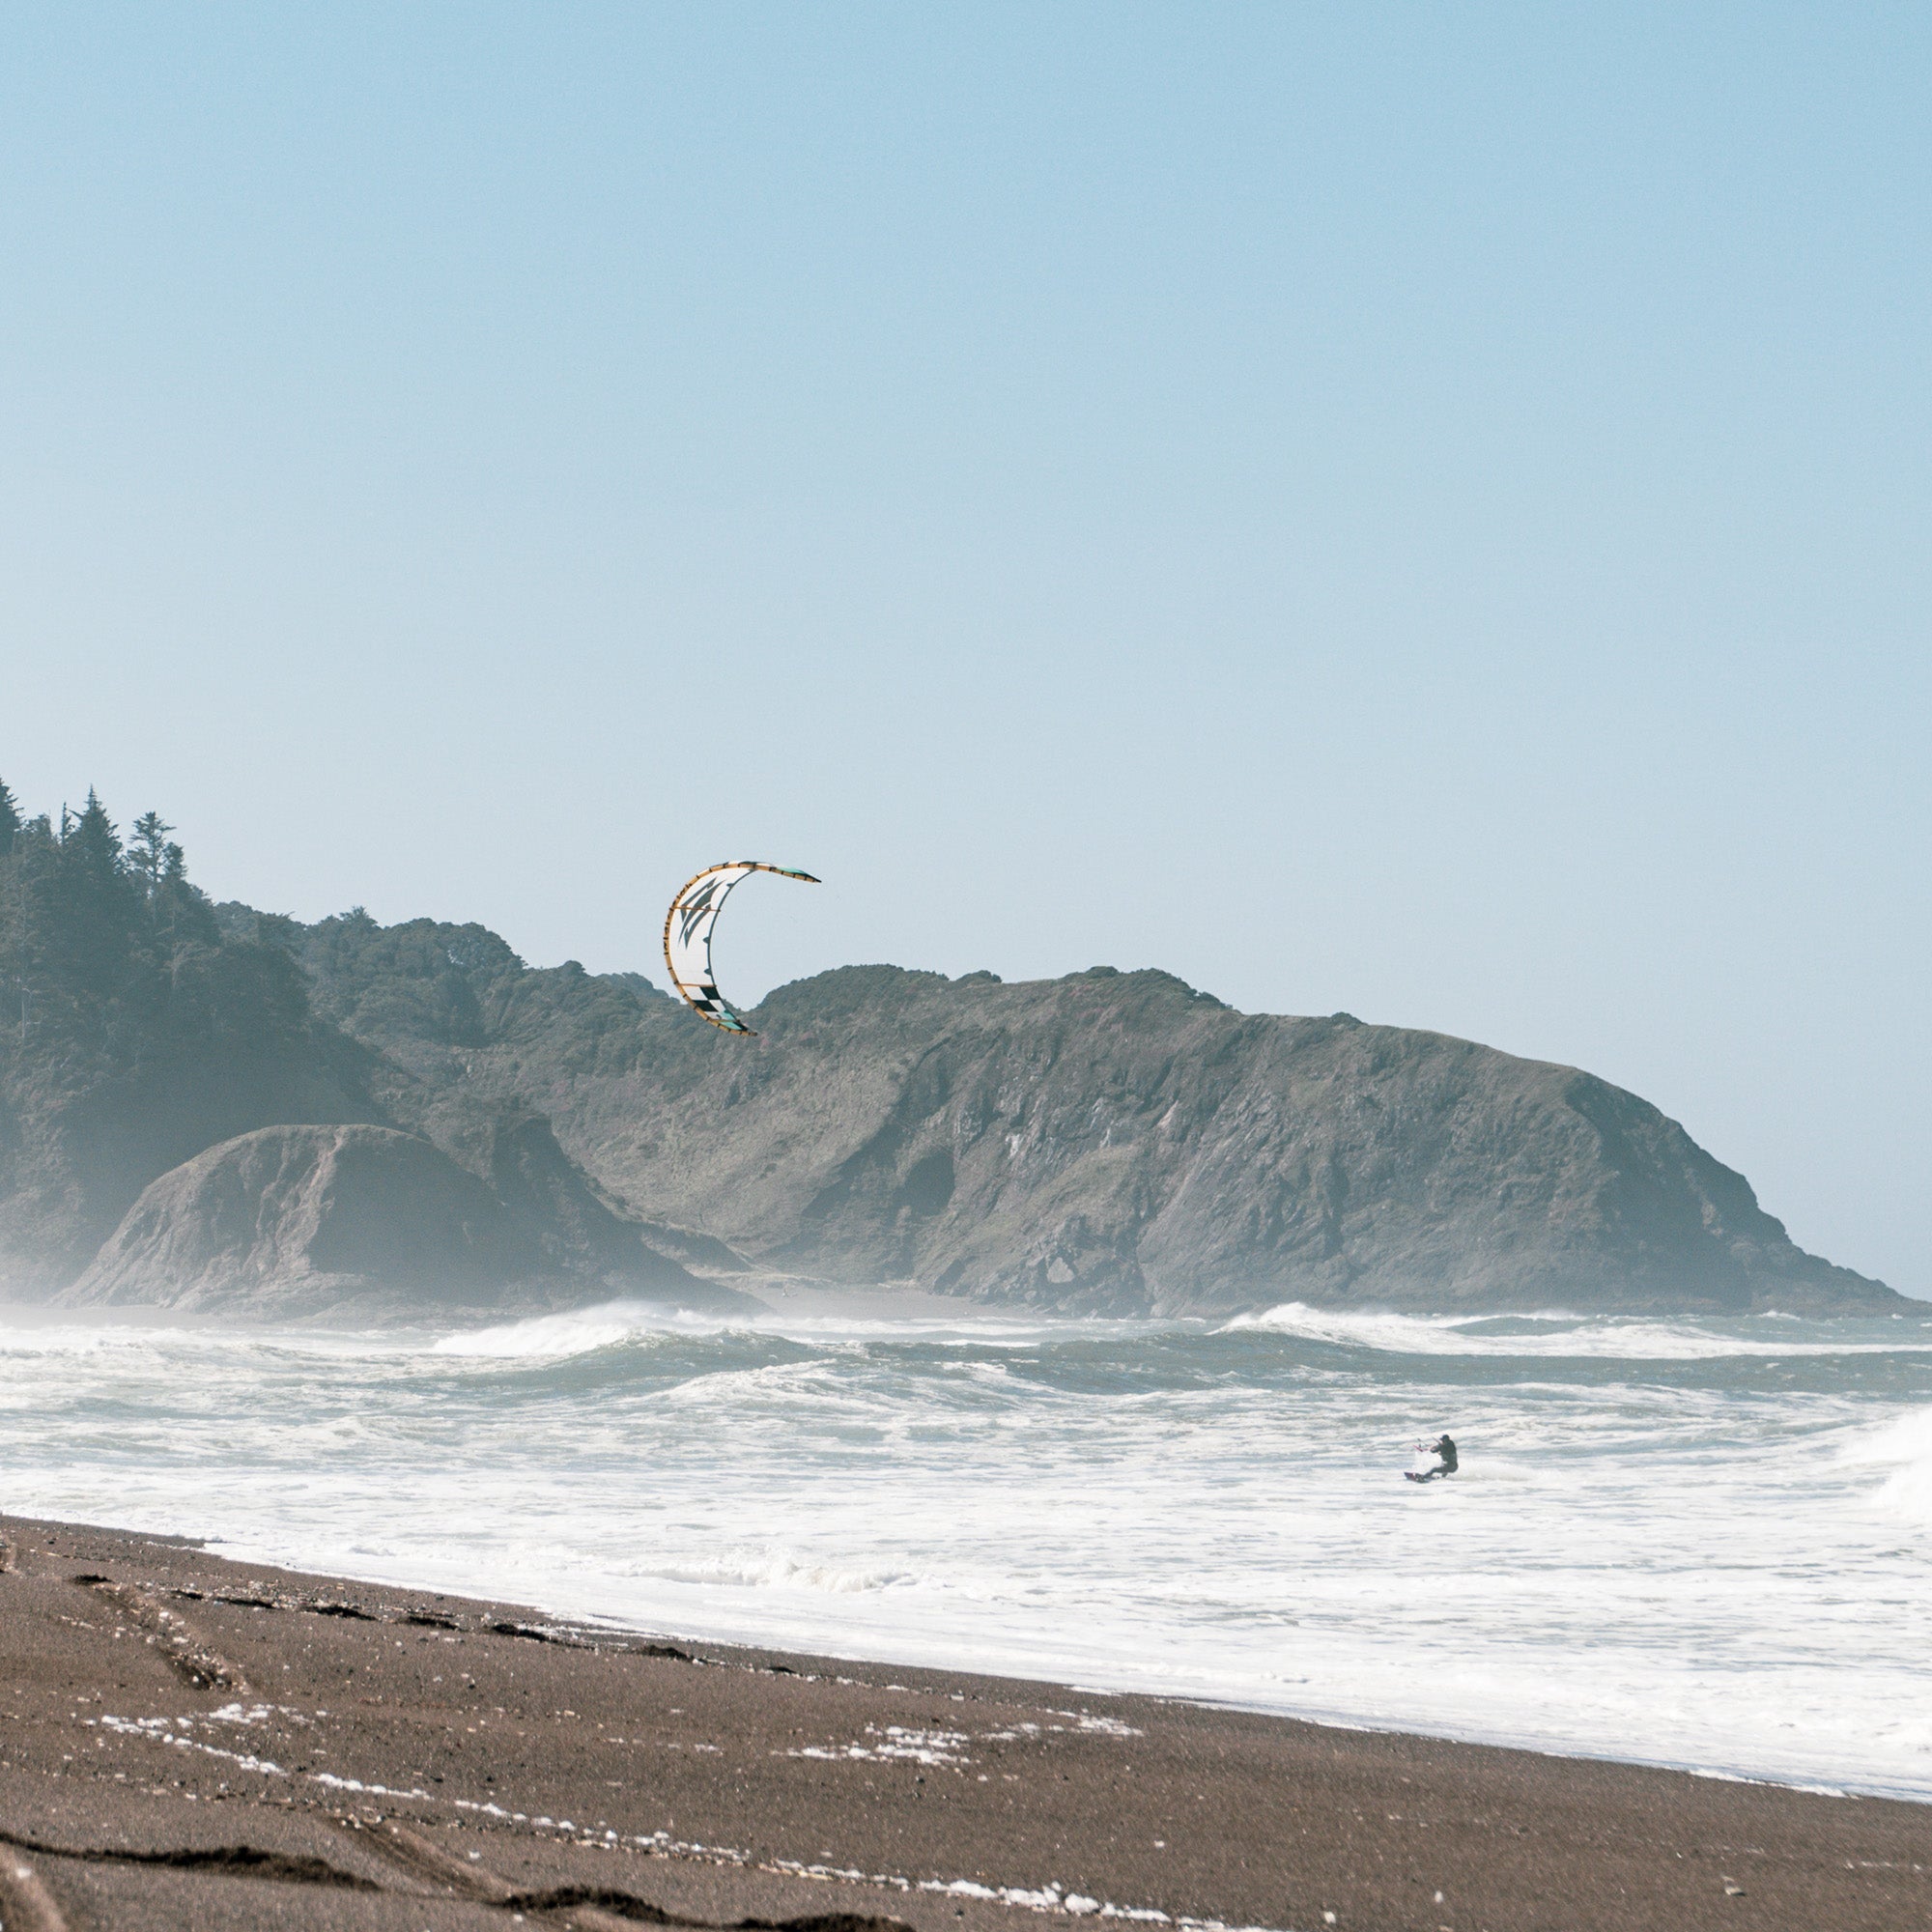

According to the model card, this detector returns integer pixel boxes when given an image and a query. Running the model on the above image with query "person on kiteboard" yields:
[1406,1434,1458,1482]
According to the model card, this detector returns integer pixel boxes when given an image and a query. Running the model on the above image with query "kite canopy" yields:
[662,862,819,1035]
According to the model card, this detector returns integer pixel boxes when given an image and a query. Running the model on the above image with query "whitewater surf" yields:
[3,1299,1928,1800]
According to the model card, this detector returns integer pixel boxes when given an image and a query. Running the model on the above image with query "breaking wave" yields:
[1839,1404,1932,1532]
[1226,1300,1932,1359]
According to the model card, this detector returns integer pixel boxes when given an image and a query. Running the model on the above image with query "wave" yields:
[0,1314,420,1370]
[429,1301,711,1359]
[1838,1404,1932,1531]
[1225,1301,1932,1360]
[426,1298,1181,1364]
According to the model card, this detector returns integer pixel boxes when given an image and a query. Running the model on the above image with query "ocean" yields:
[6,1297,1929,1802]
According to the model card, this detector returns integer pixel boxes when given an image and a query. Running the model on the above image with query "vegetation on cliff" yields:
[0,785,370,1283]
[0,783,707,1306]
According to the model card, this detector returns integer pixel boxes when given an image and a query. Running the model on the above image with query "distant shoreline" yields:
[3,1512,1928,1931]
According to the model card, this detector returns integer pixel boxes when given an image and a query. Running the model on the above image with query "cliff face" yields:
[0,936,381,1292]
[562,968,1895,1316]
[260,915,1897,1318]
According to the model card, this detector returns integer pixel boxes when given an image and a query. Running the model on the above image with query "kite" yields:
[662,862,819,1035]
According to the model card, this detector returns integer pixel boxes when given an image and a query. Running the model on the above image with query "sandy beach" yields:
[0,1514,1923,1932]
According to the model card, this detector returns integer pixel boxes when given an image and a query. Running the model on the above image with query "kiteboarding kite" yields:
[663,863,819,1035]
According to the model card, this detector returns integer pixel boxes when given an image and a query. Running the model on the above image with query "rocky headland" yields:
[272,930,1892,1318]
[0,785,1901,1319]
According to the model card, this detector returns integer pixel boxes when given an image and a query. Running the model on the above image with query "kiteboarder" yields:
[1406,1434,1458,1483]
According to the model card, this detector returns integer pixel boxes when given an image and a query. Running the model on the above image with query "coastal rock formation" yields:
[60,1123,735,1319]
[257,912,1900,1317]
[0,782,1898,1319]
[575,967,1898,1317]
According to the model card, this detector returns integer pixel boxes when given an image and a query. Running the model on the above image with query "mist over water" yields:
[7,1300,1930,1800]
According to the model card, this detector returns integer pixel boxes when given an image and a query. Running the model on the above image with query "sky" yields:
[1,6,1926,1293]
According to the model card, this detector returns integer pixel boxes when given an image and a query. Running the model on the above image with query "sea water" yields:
[3,1299,1929,1800]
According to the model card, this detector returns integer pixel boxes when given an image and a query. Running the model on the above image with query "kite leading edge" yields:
[662,862,820,1036]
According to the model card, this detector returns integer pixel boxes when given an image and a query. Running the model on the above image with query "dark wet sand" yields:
[0,1515,1924,1932]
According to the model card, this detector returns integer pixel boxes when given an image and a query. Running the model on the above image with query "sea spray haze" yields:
[0,786,737,1313]
[2,1299,1928,1799]
[0,787,375,1289]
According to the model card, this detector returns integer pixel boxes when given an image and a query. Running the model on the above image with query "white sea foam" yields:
[1228,1300,1932,1358]
[432,1301,698,1357]
[429,1298,1144,1361]
[5,1299,1930,1801]
[1838,1404,1932,1531]
[628,1550,922,1593]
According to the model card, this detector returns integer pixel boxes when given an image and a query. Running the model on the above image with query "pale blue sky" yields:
[3,6,1926,1292]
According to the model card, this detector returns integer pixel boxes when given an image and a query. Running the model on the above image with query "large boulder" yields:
[59,1123,742,1319]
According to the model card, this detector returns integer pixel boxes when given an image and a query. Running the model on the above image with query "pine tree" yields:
[155,839,218,947]
[49,787,138,996]
[0,776,18,857]
[65,789,121,872]
[129,810,173,907]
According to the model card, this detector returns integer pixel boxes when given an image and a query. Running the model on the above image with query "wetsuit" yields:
[1409,1435,1458,1481]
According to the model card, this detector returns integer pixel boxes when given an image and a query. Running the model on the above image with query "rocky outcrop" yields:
[14,796,1887,1320]
[253,913,1901,1319]
[563,966,1896,1317]
[59,1123,743,1319]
